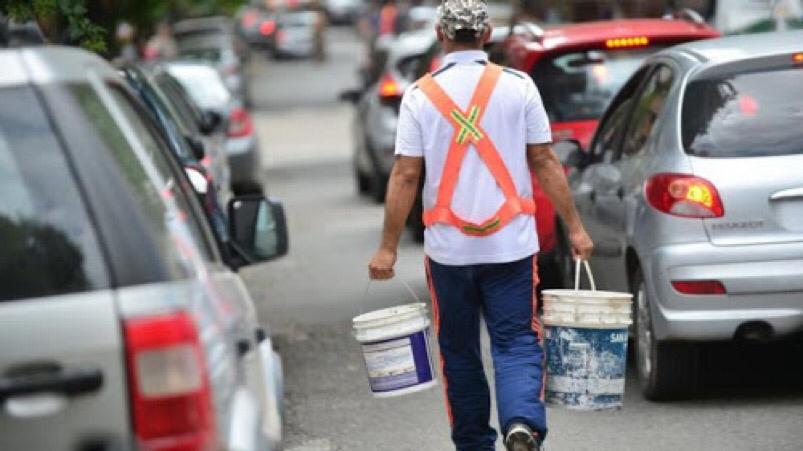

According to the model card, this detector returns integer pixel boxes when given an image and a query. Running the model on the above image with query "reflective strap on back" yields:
[416,63,534,235]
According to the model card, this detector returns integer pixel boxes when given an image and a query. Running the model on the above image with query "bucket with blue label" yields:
[353,303,437,397]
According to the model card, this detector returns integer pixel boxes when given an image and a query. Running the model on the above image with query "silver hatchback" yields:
[558,31,803,399]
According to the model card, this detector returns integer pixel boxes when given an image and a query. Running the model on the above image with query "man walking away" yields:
[368,0,594,449]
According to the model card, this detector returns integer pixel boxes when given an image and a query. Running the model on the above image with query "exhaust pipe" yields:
[734,321,774,341]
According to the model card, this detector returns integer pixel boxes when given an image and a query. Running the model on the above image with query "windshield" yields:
[682,66,803,158]
[531,48,659,123]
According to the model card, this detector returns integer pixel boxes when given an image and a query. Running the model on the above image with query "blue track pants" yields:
[425,255,546,450]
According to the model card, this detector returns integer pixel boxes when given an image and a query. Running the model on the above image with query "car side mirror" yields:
[199,110,224,135]
[553,139,582,166]
[228,196,289,265]
[339,89,362,104]
[184,135,206,161]
[557,140,591,170]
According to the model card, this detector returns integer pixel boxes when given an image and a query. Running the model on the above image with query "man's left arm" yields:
[527,143,593,260]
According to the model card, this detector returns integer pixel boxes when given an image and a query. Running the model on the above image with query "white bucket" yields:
[353,303,438,398]
[542,261,633,410]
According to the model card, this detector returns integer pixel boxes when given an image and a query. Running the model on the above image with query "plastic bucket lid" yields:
[353,303,428,332]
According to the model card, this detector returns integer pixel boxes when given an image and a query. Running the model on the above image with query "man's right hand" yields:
[568,226,594,261]
[369,248,397,280]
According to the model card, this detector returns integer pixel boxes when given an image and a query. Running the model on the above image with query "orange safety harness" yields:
[416,63,535,237]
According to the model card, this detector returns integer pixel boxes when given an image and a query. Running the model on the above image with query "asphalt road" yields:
[241,27,803,451]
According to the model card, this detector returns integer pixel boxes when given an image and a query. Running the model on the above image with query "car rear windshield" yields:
[531,48,660,122]
[0,87,109,301]
[179,47,222,63]
[682,66,803,157]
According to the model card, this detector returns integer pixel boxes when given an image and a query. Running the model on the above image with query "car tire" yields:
[554,222,575,288]
[632,268,700,400]
[233,180,264,196]
[370,171,387,203]
[355,167,371,194]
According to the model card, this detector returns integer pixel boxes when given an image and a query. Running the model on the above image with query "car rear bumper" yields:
[648,241,803,341]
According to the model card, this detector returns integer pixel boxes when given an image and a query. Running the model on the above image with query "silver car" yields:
[0,46,285,450]
[344,28,437,201]
[165,61,264,194]
[558,31,803,399]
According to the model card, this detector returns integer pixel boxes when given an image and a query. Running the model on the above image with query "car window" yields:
[0,86,109,302]
[105,86,218,261]
[590,66,650,162]
[621,65,675,158]
[67,84,210,281]
[682,66,803,158]
[532,48,664,123]
[154,74,203,134]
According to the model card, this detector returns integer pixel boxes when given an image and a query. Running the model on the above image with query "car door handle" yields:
[770,187,803,201]
[0,366,103,402]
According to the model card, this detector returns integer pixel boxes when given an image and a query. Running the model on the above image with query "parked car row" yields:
[0,42,284,451]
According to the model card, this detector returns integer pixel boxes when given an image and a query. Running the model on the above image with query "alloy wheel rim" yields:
[636,281,654,380]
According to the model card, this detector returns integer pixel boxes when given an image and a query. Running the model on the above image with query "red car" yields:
[502,16,720,286]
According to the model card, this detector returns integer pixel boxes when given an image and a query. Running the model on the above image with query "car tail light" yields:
[645,173,724,218]
[124,312,216,451]
[378,73,402,99]
[793,52,803,63]
[227,107,254,138]
[259,20,276,36]
[242,12,258,28]
[672,280,727,295]
[606,36,649,49]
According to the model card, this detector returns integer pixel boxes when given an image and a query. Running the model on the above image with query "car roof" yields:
[174,16,233,34]
[0,45,119,87]
[381,29,437,62]
[663,30,803,64]
[537,18,719,51]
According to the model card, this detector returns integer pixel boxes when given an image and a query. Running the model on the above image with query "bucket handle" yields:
[574,259,597,292]
[359,277,423,315]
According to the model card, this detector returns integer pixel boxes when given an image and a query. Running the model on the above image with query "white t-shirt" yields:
[395,50,552,266]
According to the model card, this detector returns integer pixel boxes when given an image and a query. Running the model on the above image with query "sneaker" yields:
[504,422,542,451]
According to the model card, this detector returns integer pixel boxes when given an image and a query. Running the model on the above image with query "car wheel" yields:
[555,222,574,288]
[370,171,387,203]
[354,167,371,194]
[632,269,700,400]
[233,181,264,196]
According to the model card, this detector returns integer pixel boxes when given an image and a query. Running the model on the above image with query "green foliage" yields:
[2,0,247,55]
[1,0,107,52]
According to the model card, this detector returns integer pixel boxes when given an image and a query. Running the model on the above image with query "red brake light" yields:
[606,36,650,49]
[124,312,215,451]
[645,173,724,218]
[259,20,276,36]
[378,73,402,98]
[672,280,727,295]
[227,107,254,138]
[242,12,258,28]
